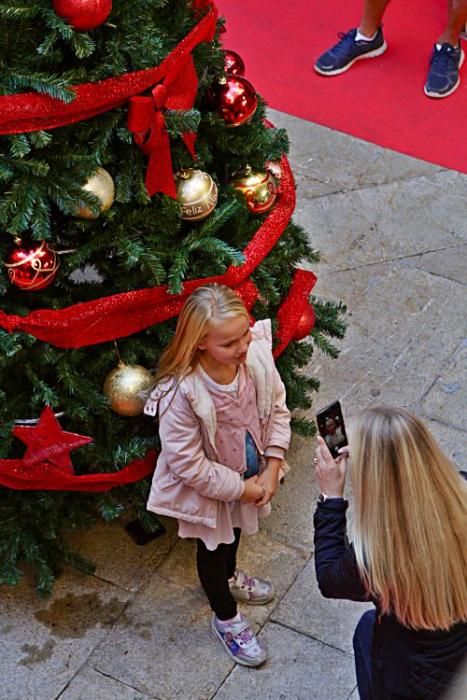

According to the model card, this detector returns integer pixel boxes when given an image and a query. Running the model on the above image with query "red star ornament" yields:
[13,407,92,473]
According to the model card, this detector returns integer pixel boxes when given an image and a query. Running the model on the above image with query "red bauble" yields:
[5,241,59,291]
[212,75,258,127]
[52,0,112,31]
[223,49,246,76]
[293,304,316,341]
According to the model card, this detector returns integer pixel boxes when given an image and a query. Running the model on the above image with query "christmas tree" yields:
[0,0,345,594]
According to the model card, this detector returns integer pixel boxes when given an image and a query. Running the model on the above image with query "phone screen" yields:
[316,400,348,458]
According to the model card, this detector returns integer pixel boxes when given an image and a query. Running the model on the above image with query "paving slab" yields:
[421,418,467,471]
[271,559,373,655]
[67,516,179,593]
[0,572,129,700]
[295,172,467,274]
[308,262,466,412]
[59,665,158,700]
[214,621,356,700]
[269,109,441,198]
[401,244,467,286]
[421,339,467,433]
[89,573,236,700]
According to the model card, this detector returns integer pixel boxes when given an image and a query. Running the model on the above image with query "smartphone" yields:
[316,400,348,458]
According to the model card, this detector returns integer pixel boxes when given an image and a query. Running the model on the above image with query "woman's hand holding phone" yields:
[314,436,349,498]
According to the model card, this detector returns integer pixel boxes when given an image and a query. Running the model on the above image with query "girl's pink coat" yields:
[144,320,291,529]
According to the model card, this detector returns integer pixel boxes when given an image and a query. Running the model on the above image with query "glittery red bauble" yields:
[52,0,112,31]
[223,49,246,76]
[5,241,59,291]
[293,304,316,341]
[213,75,258,127]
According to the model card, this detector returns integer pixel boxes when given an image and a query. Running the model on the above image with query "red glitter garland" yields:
[0,450,156,492]
[0,4,217,134]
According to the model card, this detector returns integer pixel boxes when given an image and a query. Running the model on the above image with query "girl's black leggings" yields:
[196,527,241,621]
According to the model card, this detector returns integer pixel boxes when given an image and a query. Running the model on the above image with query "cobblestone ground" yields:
[1,110,466,700]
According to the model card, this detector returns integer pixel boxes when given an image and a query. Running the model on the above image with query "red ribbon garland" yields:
[0,4,217,135]
[0,2,217,197]
[274,268,317,358]
[127,58,198,198]
[0,450,156,492]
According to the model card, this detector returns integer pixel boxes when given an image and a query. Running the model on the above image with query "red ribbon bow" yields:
[128,57,198,198]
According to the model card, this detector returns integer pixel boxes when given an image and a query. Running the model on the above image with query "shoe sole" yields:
[424,49,464,98]
[230,591,275,605]
[314,41,388,76]
[211,620,267,667]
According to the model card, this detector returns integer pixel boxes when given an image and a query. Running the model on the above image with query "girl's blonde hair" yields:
[350,406,467,631]
[155,284,249,382]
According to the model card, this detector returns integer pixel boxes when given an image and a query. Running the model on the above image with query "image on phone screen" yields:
[316,400,348,459]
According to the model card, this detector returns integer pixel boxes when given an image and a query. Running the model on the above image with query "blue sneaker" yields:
[424,43,464,98]
[314,27,387,76]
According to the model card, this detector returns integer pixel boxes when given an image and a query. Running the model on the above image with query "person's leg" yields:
[438,0,467,45]
[196,538,237,620]
[360,0,392,37]
[198,536,268,667]
[225,527,241,580]
[314,0,389,76]
[353,609,376,700]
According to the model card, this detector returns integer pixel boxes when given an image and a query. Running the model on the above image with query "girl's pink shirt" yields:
[178,364,265,548]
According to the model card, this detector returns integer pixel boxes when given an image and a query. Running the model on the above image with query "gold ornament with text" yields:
[231,165,277,215]
[75,167,115,219]
[103,362,154,416]
[175,168,218,221]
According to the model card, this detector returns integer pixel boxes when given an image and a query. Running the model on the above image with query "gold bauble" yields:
[231,165,277,215]
[103,362,154,417]
[76,167,115,219]
[175,168,218,221]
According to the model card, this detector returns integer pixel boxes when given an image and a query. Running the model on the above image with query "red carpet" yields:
[216,0,467,173]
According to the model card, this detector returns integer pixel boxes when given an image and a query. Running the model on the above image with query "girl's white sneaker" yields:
[212,613,267,667]
[228,569,275,604]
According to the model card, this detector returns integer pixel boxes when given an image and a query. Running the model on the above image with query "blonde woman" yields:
[313,406,467,699]
[144,284,291,667]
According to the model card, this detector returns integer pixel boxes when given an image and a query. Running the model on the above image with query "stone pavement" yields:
[1,110,466,700]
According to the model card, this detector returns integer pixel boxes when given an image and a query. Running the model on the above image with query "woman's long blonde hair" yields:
[350,406,467,631]
[155,284,249,382]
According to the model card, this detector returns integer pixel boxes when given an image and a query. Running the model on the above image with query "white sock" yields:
[436,42,459,50]
[355,28,378,42]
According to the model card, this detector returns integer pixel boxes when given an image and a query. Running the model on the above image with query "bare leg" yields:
[438,0,467,45]
[359,0,393,36]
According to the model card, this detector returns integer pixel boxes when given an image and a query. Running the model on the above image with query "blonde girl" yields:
[144,284,291,667]
[313,406,467,699]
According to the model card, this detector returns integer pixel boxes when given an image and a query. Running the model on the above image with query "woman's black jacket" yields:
[313,498,467,699]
